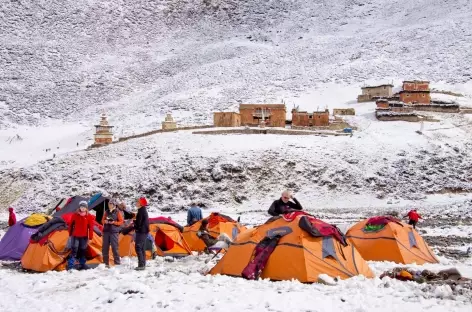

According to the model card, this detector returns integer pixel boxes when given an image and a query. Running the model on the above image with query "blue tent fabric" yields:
[408,231,418,248]
[88,193,102,206]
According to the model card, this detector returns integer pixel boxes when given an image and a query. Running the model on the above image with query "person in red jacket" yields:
[8,207,16,226]
[67,201,95,270]
[405,209,421,229]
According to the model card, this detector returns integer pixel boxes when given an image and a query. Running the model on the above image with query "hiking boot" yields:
[152,252,157,260]
[134,266,145,271]
[67,257,76,271]
[79,264,90,270]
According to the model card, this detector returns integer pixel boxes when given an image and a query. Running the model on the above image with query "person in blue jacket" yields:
[187,204,203,226]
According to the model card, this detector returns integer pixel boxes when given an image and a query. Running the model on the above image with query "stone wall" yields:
[410,105,460,113]
[333,108,355,116]
[88,125,214,149]
[400,91,431,104]
[214,112,241,127]
[376,115,420,122]
[192,128,350,136]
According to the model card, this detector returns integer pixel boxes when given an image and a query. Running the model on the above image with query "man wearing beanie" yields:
[134,197,150,270]
[101,198,124,267]
[68,201,94,270]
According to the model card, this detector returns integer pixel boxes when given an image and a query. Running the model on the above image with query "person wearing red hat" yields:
[133,197,150,270]
[8,207,16,227]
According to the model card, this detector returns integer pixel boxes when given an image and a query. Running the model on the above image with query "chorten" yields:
[93,113,114,145]
[162,113,177,130]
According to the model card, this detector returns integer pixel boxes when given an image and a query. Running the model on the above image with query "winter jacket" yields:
[407,211,421,222]
[70,212,94,239]
[134,206,150,234]
[268,198,303,216]
[8,207,16,226]
[187,206,203,225]
[101,208,124,233]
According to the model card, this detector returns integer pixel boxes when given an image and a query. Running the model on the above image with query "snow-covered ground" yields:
[1,209,471,312]
[0,256,471,312]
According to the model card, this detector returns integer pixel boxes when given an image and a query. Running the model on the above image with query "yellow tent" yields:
[346,216,438,265]
[183,212,247,252]
[119,217,191,258]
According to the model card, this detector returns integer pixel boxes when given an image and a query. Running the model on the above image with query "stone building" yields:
[162,113,177,130]
[292,109,329,127]
[93,113,114,145]
[357,84,394,102]
[402,80,430,91]
[214,112,241,127]
[399,80,431,104]
[239,104,286,127]
[375,99,390,109]
[333,108,355,116]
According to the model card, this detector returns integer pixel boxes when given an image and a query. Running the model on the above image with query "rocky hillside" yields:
[1,0,471,129]
[1,115,471,214]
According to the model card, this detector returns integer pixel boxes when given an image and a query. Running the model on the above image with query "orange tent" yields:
[210,212,373,282]
[119,217,191,259]
[183,213,247,252]
[21,230,108,272]
[346,216,438,265]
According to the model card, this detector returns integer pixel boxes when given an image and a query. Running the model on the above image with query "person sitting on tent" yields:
[8,207,16,227]
[68,201,94,270]
[134,197,150,271]
[268,190,303,216]
[405,209,421,229]
[197,219,218,253]
[187,204,203,226]
[101,198,124,267]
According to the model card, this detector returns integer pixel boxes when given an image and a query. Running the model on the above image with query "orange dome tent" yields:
[119,217,191,259]
[346,216,438,265]
[21,213,109,272]
[210,212,373,282]
[183,212,247,252]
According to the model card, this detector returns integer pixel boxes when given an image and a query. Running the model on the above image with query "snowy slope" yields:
[2,99,472,215]
[1,0,472,131]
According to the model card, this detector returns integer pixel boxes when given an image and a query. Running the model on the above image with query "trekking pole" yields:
[205,249,222,264]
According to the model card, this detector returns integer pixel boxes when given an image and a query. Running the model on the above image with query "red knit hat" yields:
[138,197,148,207]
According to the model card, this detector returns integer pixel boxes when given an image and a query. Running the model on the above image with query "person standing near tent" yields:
[68,201,94,270]
[268,190,303,216]
[187,203,203,226]
[134,197,150,270]
[8,207,16,226]
[405,209,421,229]
[101,198,123,267]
